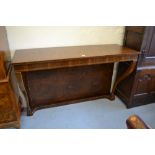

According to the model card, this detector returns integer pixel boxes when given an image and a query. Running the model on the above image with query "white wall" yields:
[6,26,125,58]
[6,26,125,108]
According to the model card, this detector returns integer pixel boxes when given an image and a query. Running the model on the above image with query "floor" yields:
[20,97,155,129]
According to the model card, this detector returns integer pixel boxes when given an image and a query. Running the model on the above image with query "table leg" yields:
[110,61,137,100]
[15,72,33,116]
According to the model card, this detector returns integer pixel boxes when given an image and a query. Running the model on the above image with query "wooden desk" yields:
[13,44,139,115]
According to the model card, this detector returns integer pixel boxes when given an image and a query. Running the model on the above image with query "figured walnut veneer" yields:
[13,44,138,72]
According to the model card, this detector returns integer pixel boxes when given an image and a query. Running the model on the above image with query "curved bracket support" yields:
[15,72,33,116]
[110,61,137,100]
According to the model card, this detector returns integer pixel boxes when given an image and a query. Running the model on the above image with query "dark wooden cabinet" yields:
[143,27,155,57]
[116,26,155,108]
[0,27,20,128]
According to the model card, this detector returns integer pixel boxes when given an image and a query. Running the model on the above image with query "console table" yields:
[13,44,139,116]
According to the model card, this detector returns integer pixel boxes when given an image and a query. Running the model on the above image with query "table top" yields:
[12,44,139,72]
[13,44,139,64]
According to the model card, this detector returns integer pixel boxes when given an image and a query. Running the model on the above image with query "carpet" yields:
[20,97,155,129]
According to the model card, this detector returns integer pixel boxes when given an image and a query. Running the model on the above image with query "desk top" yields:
[13,44,139,72]
[13,44,139,63]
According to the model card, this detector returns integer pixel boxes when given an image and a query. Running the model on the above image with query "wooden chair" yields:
[126,115,150,129]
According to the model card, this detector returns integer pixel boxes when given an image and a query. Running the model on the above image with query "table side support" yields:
[15,72,33,116]
[110,61,137,100]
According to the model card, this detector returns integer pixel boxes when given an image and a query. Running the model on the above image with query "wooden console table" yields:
[13,44,139,116]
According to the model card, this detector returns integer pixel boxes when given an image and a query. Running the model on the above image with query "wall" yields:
[6,26,125,58]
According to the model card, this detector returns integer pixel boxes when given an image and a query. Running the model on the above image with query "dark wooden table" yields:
[13,44,139,115]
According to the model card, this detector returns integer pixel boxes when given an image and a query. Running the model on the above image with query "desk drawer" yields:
[135,69,155,95]
[132,68,155,106]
